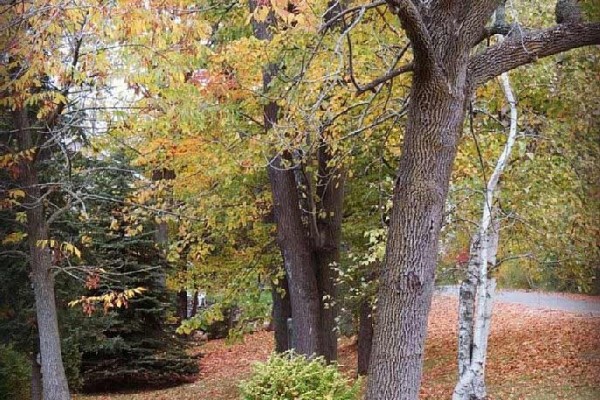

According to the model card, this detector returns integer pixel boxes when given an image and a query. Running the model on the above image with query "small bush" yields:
[496,262,532,290]
[240,352,360,400]
[0,345,30,400]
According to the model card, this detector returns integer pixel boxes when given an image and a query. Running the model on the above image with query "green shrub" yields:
[240,352,360,400]
[0,345,30,400]
[496,262,532,290]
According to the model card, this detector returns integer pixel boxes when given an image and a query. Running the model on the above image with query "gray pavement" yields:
[436,285,600,316]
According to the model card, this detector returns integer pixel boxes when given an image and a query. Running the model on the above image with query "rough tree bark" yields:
[31,353,43,400]
[252,6,323,354]
[271,273,292,352]
[364,1,599,399]
[251,1,345,360]
[314,144,345,361]
[267,154,324,355]
[357,298,374,376]
[14,108,70,400]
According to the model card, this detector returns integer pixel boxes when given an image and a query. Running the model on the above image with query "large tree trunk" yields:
[357,1,598,398]
[271,272,292,352]
[357,299,374,376]
[251,2,342,359]
[268,158,323,356]
[365,69,469,399]
[14,109,70,400]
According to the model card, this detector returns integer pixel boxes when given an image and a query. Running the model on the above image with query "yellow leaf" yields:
[8,189,25,199]
[2,232,27,245]
[254,6,271,22]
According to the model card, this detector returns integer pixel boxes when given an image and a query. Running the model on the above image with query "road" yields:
[436,285,600,316]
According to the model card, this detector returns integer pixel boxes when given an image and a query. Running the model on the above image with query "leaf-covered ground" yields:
[76,295,600,399]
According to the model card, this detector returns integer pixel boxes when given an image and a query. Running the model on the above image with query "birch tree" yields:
[453,69,518,400]
[361,1,599,398]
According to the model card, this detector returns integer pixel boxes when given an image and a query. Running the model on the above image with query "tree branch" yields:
[318,0,386,33]
[468,22,600,87]
[386,0,435,66]
[356,62,414,95]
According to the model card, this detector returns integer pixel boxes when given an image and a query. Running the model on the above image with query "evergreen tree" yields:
[72,157,198,391]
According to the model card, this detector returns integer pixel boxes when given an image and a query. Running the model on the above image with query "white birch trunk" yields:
[453,71,518,400]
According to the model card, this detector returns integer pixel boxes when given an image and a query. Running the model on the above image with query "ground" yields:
[76,294,600,399]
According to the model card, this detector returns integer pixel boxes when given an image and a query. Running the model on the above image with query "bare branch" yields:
[469,22,600,87]
[318,0,387,33]
[356,63,414,95]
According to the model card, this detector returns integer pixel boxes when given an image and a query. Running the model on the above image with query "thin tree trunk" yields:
[14,109,70,400]
[357,299,374,376]
[31,353,42,400]
[190,289,199,317]
[271,272,292,352]
[455,224,499,399]
[177,289,188,322]
[453,70,518,400]
[315,248,338,361]
[314,144,345,362]
[152,168,174,292]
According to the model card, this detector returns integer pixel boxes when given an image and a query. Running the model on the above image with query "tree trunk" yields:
[455,229,499,400]
[14,109,70,400]
[177,289,188,322]
[365,71,469,399]
[456,234,481,380]
[359,2,598,398]
[357,299,374,376]
[271,272,292,352]
[314,144,345,362]
[190,289,199,317]
[454,70,518,400]
[250,0,344,361]
[268,159,323,356]
[31,353,42,400]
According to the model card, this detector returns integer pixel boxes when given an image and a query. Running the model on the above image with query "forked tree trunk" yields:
[251,1,344,360]
[14,109,70,400]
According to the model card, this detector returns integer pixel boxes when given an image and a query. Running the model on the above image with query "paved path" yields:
[436,285,600,316]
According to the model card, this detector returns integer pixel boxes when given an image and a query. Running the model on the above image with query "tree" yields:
[250,0,345,360]
[362,1,599,398]
[74,162,198,390]
[453,70,517,400]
